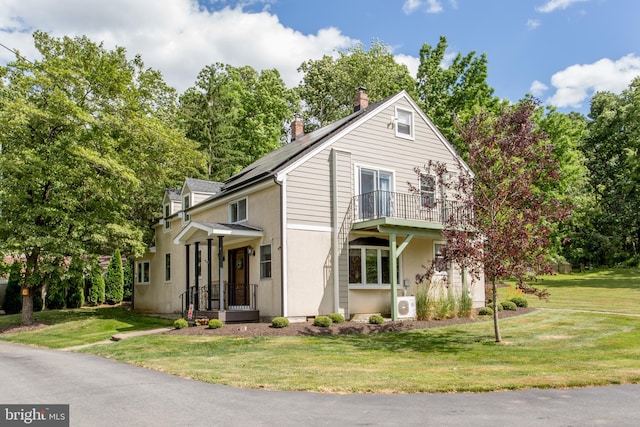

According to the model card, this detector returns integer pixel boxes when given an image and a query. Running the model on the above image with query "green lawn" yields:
[0,307,173,348]
[2,269,639,393]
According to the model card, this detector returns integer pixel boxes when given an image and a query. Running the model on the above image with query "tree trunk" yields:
[492,279,502,343]
[21,289,34,326]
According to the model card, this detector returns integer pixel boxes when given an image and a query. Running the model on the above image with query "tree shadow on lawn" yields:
[333,328,486,354]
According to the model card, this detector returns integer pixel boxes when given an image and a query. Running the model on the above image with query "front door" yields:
[228,247,249,308]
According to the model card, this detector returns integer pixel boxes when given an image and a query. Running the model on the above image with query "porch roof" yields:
[173,221,263,245]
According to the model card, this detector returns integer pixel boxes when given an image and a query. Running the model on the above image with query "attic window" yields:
[164,204,171,231]
[395,108,414,139]
[183,195,190,222]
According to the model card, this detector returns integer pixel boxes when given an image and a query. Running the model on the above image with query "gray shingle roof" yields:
[165,189,181,202]
[184,178,224,194]
[222,96,389,193]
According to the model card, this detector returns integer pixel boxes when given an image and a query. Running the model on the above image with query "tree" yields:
[65,257,85,309]
[415,36,501,156]
[297,40,415,129]
[2,261,23,314]
[179,63,294,181]
[104,249,124,305]
[578,77,640,264]
[85,255,105,306]
[418,100,569,342]
[0,32,204,324]
[123,258,133,302]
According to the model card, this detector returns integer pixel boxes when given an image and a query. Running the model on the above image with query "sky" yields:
[1,0,639,115]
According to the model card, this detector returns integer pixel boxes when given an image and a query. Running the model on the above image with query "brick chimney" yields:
[291,114,304,140]
[353,87,369,112]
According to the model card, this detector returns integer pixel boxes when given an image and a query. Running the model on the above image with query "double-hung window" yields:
[420,174,437,208]
[229,198,248,223]
[183,195,190,222]
[137,261,150,284]
[260,244,272,279]
[164,204,171,231]
[164,254,171,282]
[395,107,414,139]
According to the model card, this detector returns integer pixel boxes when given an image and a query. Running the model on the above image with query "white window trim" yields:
[229,197,248,224]
[395,106,415,140]
[136,261,151,285]
[419,173,438,209]
[164,253,171,283]
[260,244,272,279]
[434,241,448,276]
[182,194,191,224]
[348,245,402,289]
[163,204,172,232]
[354,164,396,195]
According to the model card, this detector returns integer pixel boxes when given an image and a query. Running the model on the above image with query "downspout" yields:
[273,173,288,318]
[331,149,340,314]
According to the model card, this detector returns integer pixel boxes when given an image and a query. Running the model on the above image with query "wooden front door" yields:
[228,247,249,307]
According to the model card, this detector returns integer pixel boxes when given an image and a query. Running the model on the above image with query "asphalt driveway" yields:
[1,341,638,426]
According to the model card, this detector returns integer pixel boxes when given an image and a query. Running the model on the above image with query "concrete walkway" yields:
[59,327,174,351]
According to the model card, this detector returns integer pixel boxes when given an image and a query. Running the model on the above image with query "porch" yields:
[181,282,260,323]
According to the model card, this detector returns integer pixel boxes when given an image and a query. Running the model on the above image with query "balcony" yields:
[352,190,470,227]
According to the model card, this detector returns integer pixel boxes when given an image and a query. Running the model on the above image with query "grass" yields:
[502,268,640,313]
[0,307,173,348]
[2,268,639,393]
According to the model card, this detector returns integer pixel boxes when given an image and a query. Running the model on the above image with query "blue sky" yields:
[1,0,639,115]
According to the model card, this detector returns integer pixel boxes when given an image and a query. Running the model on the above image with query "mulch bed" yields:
[166,308,535,337]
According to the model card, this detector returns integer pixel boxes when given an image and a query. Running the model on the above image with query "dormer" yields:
[162,189,181,231]
[180,178,224,223]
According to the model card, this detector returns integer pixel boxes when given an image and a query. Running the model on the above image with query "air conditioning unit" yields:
[397,296,416,319]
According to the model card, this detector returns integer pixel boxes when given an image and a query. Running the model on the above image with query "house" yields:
[134,89,484,322]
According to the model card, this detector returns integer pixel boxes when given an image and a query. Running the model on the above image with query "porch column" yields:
[207,238,213,310]
[218,235,225,312]
[194,241,200,311]
[390,233,398,321]
[185,244,190,315]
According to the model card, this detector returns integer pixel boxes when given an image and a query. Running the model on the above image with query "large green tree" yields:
[0,32,203,324]
[297,40,415,129]
[415,36,501,156]
[578,77,640,264]
[179,63,294,181]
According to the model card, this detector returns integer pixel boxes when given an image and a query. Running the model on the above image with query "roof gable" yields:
[181,178,224,196]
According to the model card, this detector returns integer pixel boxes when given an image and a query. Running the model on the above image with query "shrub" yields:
[86,266,105,307]
[313,316,332,327]
[500,301,518,311]
[509,296,529,308]
[457,284,473,318]
[3,262,23,314]
[415,283,433,320]
[208,319,223,329]
[104,249,124,305]
[174,318,188,329]
[122,259,133,302]
[45,276,66,310]
[368,314,384,325]
[328,313,345,324]
[478,307,494,316]
[271,317,290,328]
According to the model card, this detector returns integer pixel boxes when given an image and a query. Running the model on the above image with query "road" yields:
[1,341,638,426]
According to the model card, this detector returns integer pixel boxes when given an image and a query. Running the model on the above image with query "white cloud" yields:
[0,0,357,91]
[426,0,444,13]
[402,0,443,15]
[402,0,422,15]
[527,19,541,30]
[529,80,549,97]
[535,0,589,13]
[395,54,420,79]
[546,54,640,108]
